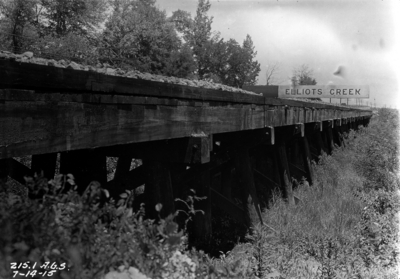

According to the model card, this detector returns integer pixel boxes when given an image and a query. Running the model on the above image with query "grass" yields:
[217,108,400,278]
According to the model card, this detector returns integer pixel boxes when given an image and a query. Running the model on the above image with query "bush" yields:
[0,173,258,279]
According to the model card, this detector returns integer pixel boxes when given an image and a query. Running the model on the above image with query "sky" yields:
[155,0,399,108]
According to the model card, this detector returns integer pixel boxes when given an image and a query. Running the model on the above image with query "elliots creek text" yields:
[277,85,369,99]
[285,88,362,96]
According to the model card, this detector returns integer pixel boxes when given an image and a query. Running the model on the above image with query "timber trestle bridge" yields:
[0,51,372,246]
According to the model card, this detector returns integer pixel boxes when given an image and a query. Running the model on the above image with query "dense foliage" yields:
[0,0,261,87]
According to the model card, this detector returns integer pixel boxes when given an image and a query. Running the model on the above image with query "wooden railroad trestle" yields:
[0,58,373,243]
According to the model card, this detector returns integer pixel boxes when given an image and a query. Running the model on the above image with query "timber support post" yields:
[108,155,133,198]
[192,167,212,247]
[314,125,328,155]
[144,160,175,219]
[301,136,315,185]
[60,149,107,193]
[31,153,57,180]
[234,147,264,226]
[275,141,295,205]
[325,120,335,153]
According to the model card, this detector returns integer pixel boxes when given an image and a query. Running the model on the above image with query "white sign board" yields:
[278,85,369,99]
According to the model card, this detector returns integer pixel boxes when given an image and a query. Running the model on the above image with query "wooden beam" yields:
[332,125,343,147]
[276,142,295,205]
[213,127,276,152]
[271,147,282,187]
[253,168,280,189]
[294,123,305,137]
[289,163,308,181]
[114,156,132,180]
[106,156,142,198]
[1,88,372,160]
[210,188,245,224]
[173,151,231,187]
[185,136,210,164]
[31,153,57,179]
[325,121,335,153]
[265,126,275,145]
[60,149,107,193]
[314,130,328,155]
[220,163,233,199]
[193,168,212,244]
[0,100,264,159]
[289,139,301,166]
[6,158,32,185]
[234,148,264,226]
[0,61,375,114]
[144,160,175,219]
[301,136,315,185]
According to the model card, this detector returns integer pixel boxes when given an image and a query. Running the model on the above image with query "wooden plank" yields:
[0,102,259,159]
[210,188,245,224]
[0,99,268,159]
[144,160,175,219]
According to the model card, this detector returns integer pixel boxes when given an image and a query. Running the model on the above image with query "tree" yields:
[38,0,108,37]
[171,0,214,79]
[163,43,196,78]
[0,0,38,53]
[240,34,261,87]
[292,64,317,85]
[214,35,260,88]
[171,1,261,86]
[265,61,281,85]
[102,0,195,76]
[0,0,107,62]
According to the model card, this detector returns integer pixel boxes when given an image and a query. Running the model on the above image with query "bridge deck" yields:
[0,53,372,159]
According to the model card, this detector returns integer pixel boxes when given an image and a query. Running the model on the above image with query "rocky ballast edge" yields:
[0,50,261,96]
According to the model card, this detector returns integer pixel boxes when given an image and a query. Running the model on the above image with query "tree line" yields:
[0,0,261,88]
